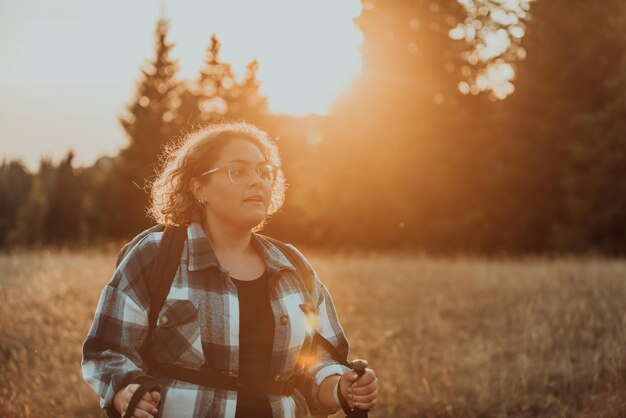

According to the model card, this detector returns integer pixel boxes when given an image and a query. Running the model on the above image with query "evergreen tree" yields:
[9,158,56,247]
[171,81,203,134]
[80,155,124,241]
[430,0,626,254]
[120,16,179,167]
[116,16,180,236]
[42,150,83,245]
[0,159,33,248]
[190,34,268,124]
[556,0,626,254]
[228,59,269,123]
[196,34,238,121]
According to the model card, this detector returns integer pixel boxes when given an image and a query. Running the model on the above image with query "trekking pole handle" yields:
[351,359,368,378]
[349,359,369,417]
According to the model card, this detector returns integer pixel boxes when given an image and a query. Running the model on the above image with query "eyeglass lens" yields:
[228,163,276,184]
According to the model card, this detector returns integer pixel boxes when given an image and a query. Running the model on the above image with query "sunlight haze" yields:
[0,0,363,169]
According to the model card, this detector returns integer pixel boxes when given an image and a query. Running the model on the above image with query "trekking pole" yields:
[346,359,369,418]
[300,314,371,417]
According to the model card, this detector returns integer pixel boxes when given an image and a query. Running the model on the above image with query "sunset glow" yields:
[167,0,364,115]
[451,0,532,99]
[0,0,364,169]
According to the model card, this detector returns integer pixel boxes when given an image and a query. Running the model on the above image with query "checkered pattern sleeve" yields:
[288,245,352,416]
[81,233,160,417]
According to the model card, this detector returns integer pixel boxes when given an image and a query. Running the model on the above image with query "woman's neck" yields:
[202,216,253,256]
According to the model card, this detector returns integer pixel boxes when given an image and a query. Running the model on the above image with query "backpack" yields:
[115,224,361,418]
[116,224,332,354]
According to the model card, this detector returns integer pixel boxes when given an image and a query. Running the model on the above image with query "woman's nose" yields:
[246,173,260,186]
[248,169,265,185]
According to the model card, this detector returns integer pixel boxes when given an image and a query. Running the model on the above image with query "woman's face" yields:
[195,138,273,231]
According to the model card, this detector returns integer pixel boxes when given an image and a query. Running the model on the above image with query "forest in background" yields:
[1,0,625,256]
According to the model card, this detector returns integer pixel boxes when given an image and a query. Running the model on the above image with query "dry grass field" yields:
[0,249,624,417]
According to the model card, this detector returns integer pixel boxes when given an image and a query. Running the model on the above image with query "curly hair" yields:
[148,122,287,232]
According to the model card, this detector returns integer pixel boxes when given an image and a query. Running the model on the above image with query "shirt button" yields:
[273,373,282,381]
[280,315,289,325]
[160,315,169,325]
[228,371,236,377]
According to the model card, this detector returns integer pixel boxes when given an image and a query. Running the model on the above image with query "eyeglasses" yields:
[199,161,278,185]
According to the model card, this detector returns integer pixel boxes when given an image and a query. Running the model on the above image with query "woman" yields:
[82,122,379,418]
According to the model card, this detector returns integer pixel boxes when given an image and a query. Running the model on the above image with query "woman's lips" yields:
[244,198,264,205]
[244,193,264,203]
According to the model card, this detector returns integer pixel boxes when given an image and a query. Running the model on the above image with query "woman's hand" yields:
[340,368,379,410]
[113,384,161,418]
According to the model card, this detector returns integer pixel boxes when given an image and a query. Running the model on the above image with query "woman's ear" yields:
[189,177,202,200]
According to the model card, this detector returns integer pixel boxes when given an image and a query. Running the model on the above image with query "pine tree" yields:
[194,34,268,123]
[116,16,180,236]
[195,34,237,121]
[228,59,269,123]
[9,158,56,247]
[557,0,626,254]
[80,155,120,241]
[172,81,203,134]
[119,16,179,177]
[0,159,33,247]
[43,150,83,245]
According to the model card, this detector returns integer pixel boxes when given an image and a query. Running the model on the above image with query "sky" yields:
[0,0,363,170]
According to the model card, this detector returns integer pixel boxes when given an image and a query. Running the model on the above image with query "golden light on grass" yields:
[1,249,624,416]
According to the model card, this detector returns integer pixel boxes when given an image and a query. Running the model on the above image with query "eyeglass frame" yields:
[198,161,279,185]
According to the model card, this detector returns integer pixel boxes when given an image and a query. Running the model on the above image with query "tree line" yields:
[1,0,625,256]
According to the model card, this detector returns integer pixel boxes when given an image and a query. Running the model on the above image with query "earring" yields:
[195,196,204,205]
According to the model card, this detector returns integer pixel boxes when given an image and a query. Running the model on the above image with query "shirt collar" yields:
[186,221,296,274]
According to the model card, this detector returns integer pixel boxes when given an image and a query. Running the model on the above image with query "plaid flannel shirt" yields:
[82,221,351,418]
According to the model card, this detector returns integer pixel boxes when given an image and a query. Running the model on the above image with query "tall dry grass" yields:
[0,249,624,417]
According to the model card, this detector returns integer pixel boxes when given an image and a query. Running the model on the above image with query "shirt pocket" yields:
[151,299,205,367]
[157,299,198,327]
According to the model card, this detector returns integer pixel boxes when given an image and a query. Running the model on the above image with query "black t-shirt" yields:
[231,269,274,418]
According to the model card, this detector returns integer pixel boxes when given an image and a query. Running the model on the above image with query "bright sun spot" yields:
[450,0,532,99]
[167,0,364,116]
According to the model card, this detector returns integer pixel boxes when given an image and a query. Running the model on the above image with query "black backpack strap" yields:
[121,375,161,418]
[116,224,166,267]
[311,333,351,368]
[261,236,316,303]
[123,225,187,418]
[147,225,188,333]
[151,362,296,396]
